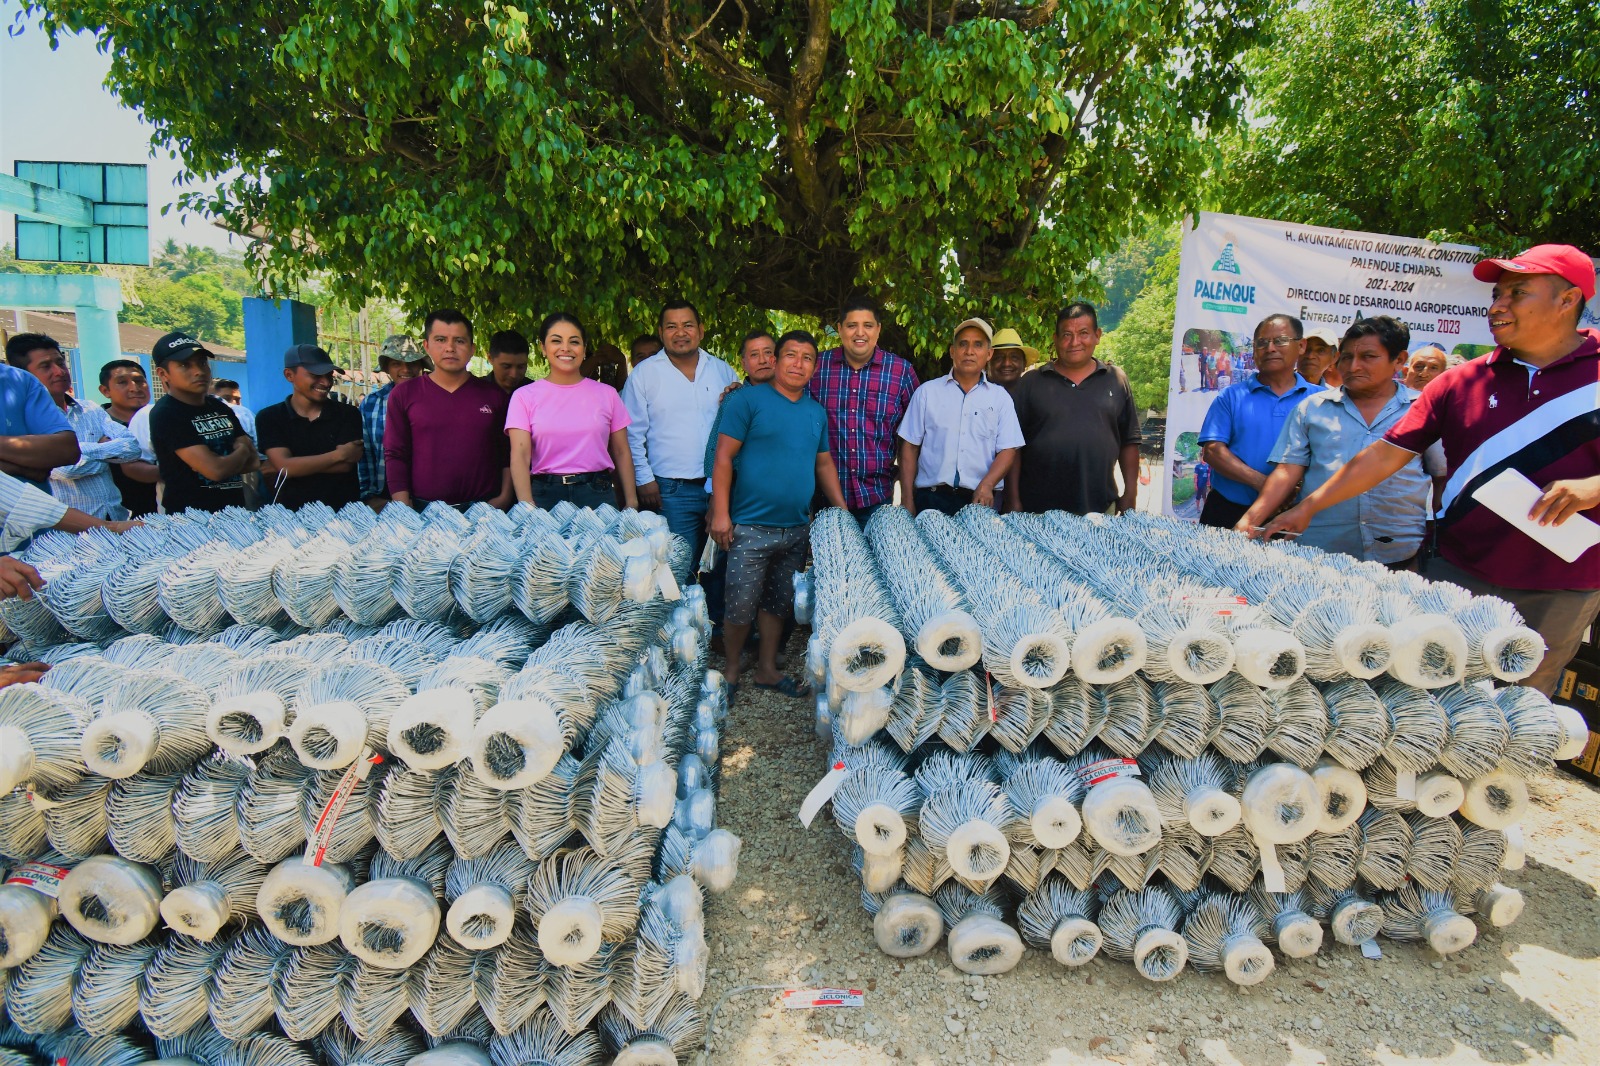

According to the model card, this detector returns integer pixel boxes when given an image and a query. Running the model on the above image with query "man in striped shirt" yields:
[807,297,920,522]
[1262,244,1600,695]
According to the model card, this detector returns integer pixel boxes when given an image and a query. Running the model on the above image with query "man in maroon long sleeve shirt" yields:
[383,309,512,509]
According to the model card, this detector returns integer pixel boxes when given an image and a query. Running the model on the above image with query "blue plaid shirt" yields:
[359,382,395,499]
[807,347,919,509]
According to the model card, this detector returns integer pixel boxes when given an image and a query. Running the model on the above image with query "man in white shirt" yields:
[621,300,737,558]
[898,318,1024,515]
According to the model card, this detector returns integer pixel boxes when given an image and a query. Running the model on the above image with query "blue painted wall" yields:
[242,297,317,409]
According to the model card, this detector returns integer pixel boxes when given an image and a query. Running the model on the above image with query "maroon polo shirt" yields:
[1385,328,1600,590]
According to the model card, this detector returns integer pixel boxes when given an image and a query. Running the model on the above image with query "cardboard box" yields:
[1557,660,1600,784]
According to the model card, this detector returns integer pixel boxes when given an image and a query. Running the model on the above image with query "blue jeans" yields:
[657,477,710,571]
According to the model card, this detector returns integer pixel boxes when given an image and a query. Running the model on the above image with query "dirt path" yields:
[698,652,1600,1066]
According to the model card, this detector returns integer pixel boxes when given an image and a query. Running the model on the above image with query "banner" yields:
[1160,211,1599,519]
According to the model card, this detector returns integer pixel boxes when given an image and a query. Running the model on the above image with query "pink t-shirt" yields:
[505,377,632,475]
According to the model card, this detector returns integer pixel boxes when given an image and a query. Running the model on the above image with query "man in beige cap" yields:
[987,327,1039,394]
[897,318,1024,515]
[359,334,430,506]
[1298,325,1342,386]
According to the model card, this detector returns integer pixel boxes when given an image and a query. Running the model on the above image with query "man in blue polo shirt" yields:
[1197,313,1323,528]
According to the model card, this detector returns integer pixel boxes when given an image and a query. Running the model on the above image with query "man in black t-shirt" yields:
[256,344,363,510]
[147,332,258,513]
[97,359,159,517]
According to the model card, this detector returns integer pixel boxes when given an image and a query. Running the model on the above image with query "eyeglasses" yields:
[1262,337,1301,348]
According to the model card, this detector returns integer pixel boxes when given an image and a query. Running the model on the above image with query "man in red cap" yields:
[1260,244,1600,695]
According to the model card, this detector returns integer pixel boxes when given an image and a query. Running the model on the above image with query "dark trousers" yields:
[1198,492,1251,530]
[914,486,973,516]
[530,474,614,511]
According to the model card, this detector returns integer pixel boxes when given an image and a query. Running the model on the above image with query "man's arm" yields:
[174,435,256,483]
[382,389,414,505]
[1258,441,1416,540]
[263,441,362,480]
[55,414,140,480]
[708,433,744,550]
[620,373,658,508]
[1116,443,1140,514]
[975,448,1016,509]
[0,431,80,481]
[1528,476,1600,526]
[488,467,514,510]
[120,459,160,484]
[898,439,921,514]
[1238,462,1308,532]
[609,429,638,510]
[1198,441,1266,493]
[815,451,848,510]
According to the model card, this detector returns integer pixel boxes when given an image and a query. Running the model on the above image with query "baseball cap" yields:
[151,331,213,366]
[378,335,427,363]
[284,344,339,375]
[952,317,994,344]
[989,327,1040,362]
[1472,244,1596,302]
[1304,326,1339,348]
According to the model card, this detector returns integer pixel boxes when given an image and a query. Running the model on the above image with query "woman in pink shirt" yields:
[506,313,638,510]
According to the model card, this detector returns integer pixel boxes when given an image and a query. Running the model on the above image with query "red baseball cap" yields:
[1473,243,1596,301]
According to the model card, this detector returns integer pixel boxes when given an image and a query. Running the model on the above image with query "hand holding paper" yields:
[1472,469,1600,563]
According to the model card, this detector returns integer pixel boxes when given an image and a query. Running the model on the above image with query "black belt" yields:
[926,484,973,497]
[661,475,705,483]
[533,471,612,486]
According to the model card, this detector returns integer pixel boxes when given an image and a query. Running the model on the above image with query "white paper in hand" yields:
[1472,468,1600,563]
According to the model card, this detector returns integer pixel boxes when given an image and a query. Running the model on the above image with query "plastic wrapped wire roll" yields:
[987,682,1054,755]
[445,841,536,949]
[318,1020,427,1065]
[1068,749,1163,857]
[1240,762,1322,846]
[36,541,124,642]
[1179,891,1275,986]
[915,772,1014,888]
[1373,678,1449,783]
[80,669,212,779]
[339,876,442,970]
[388,659,509,771]
[56,854,164,945]
[305,762,387,863]
[933,883,1024,975]
[0,682,90,795]
[103,552,178,635]
[1449,822,1508,896]
[853,844,904,894]
[598,994,704,1066]
[1144,751,1241,837]
[39,651,123,706]
[1448,595,1545,683]
[3,923,92,1033]
[1404,811,1462,890]
[392,529,461,622]
[289,660,411,770]
[1129,598,1236,686]
[1040,674,1097,758]
[217,536,295,627]
[1382,603,1468,689]
[1095,673,1155,758]
[571,740,674,856]
[1147,681,1217,760]
[206,655,312,757]
[0,853,69,967]
[998,752,1084,849]
[469,691,575,792]
[71,936,157,1035]
[1495,686,1570,776]
[345,633,440,690]
[334,536,405,626]
[1470,882,1526,928]
[160,850,270,940]
[510,755,581,861]
[838,684,895,748]
[41,773,113,858]
[1354,807,1413,890]
[1205,674,1270,763]
[1247,885,1323,959]
[1097,883,1188,981]
[525,846,640,967]
[0,576,68,649]
[256,855,357,945]
[542,940,619,1035]
[1314,678,1389,771]
[174,753,252,863]
[451,528,521,623]
[1434,682,1510,780]
[0,786,46,857]
[158,540,234,635]
[1016,876,1102,966]
[488,1009,604,1066]
[515,532,577,627]
[830,762,921,856]
[1458,767,1530,830]
[1305,879,1384,946]
[209,925,295,1038]
[410,1045,494,1066]
[936,669,991,753]
[1262,678,1329,769]
[655,825,740,895]
[862,506,983,671]
[1291,589,1393,681]
[1378,883,1477,955]
[273,538,353,630]
[1309,758,1368,834]
[273,941,346,1040]
[238,745,319,864]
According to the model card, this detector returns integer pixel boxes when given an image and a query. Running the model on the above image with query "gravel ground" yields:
[697,639,1600,1066]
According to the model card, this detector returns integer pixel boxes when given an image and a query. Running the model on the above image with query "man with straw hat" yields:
[987,327,1040,394]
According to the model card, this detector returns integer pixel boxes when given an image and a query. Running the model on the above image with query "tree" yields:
[1093,224,1175,332]
[122,272,244,347]
[1098,243,1177,412]
[28,0,1267,365]
[1216,0,1599,253]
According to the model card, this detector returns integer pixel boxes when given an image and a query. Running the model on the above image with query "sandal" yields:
[754,676,808,698]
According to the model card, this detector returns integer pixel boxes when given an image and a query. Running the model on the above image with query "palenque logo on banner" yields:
[1161,211,1600,519]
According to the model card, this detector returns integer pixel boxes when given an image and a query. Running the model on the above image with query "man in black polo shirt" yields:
[1005,301,1142,515]
[256,344,363,510]
[148,331,257,513]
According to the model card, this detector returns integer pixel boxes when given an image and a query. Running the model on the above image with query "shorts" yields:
[723,524,809,626]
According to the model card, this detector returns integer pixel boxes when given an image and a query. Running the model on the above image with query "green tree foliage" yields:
[1093,224,1175,332]
[1098,243,1177,412]
[28,0,1267,365]
[121,271,246,346]
[1217,0,1598,253]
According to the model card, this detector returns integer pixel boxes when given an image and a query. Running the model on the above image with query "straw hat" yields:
[990,327,1041,362]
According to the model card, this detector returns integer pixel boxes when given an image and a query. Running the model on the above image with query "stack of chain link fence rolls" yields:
[0,499,734,1065]
[802,506,1587,983]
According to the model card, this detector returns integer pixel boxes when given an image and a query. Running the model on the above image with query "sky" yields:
[0,1,237,256]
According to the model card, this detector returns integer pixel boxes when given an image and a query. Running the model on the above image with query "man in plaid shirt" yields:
[808,297,920,522]
[358,334,429,506]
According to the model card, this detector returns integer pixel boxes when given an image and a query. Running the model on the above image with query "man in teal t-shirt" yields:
[709,330,847,699]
